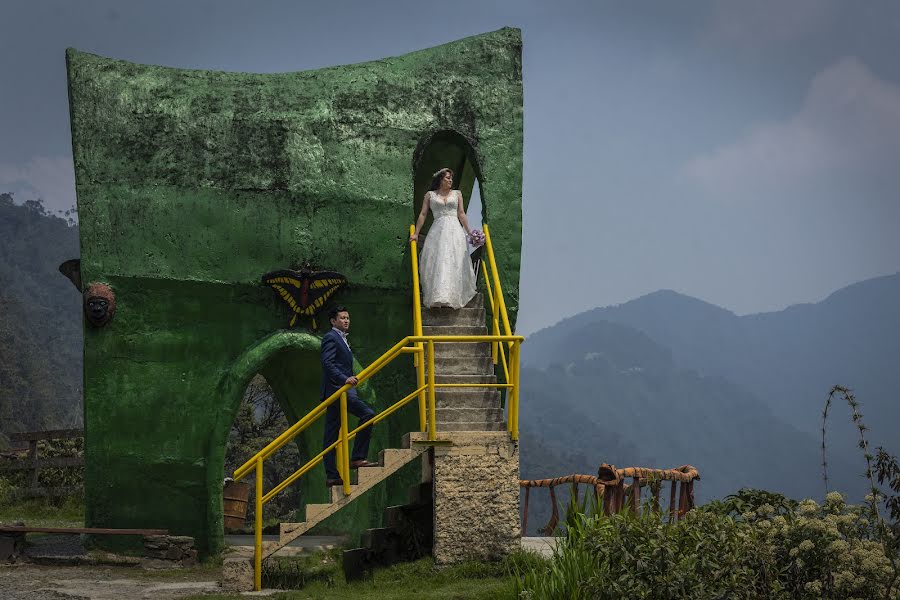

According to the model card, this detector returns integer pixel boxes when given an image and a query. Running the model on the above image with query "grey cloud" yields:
[682,57,900,200]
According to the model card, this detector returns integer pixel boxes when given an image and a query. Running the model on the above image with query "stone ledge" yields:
[142,534,197,567]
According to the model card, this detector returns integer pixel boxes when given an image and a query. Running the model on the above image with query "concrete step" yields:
[279,521,309,541]
[434,421,507,432]
[435,407,503,424]
[264,445,427,560]
[360,527,397,552]
[331,483,360,503]
[422,307,484,327]
[420,291,483,307]
[383,505,405,529]
[401,430,512,448]
[435,389,502,410]
[355,465,387,486]
[304,503,332,523]
[434,374,497,384]
[262,540,280,555]
[433,341,490,358]
[422,325,487,337]
[379,448,419,469]
[433,356,494,375]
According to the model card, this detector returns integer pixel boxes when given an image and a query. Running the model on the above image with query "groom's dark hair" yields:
[329,306,348,321]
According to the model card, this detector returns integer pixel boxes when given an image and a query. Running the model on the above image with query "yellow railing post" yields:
[410,224,427,432]
[335,432,344,484]
[481,262,499,364]
[254,457,263,591]
[416,347,426,432]
[340,391,351,497]
[483,224,513,340]
[510,340,520,441]
[427,339,437,441]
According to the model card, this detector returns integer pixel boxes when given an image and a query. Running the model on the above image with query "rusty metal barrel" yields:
[223,480,251,529]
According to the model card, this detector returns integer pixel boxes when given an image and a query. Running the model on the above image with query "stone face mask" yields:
[83,282,116,327]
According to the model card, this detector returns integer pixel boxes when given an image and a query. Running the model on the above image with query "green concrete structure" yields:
[66,28,523,557]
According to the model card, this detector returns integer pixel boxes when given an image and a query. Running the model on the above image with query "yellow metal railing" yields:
[480,224,518,434]
[232,222,521,591]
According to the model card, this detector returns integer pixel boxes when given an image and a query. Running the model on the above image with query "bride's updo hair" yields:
[428,168,453,192]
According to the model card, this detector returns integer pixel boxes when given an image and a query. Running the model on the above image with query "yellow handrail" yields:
[233,334,523,481]
[236,221,522,591]
[483,224,514,340]
[409,224,427,432]
[480,258,500,364]
[479,225,517,434]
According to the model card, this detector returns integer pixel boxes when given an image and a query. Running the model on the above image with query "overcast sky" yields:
[2,0,899,334]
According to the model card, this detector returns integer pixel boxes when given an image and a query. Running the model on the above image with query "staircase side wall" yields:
[431,434,520,564]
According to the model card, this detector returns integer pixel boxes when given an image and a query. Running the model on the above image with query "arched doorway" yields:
[412,130,485,242]
[207,331,325,555]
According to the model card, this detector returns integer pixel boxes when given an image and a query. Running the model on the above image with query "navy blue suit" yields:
[321,328,375,481]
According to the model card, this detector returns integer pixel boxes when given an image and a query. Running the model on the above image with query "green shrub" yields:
[518,493,900,600]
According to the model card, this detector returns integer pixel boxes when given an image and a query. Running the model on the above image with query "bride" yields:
[409,168,477,309]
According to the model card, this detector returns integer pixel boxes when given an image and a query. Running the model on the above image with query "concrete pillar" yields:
[412,432,520,564]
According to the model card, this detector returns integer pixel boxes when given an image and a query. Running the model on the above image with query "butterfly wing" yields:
[261,270,309,326]
[262,269,347,329]
[297,271,347,324]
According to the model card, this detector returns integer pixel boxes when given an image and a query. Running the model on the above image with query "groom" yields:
[321,306,377,488]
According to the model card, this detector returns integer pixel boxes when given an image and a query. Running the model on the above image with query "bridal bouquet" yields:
[467,229,485,248]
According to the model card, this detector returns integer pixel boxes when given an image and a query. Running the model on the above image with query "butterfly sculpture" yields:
[262,265,347,330]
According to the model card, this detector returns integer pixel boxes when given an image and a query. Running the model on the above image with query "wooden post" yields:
[544,486,559,534]
[631,478,640,515]
[603,485,614,516]
[685,481,695,513]
[669,481,678,523]
[677,480,689,519]
[522,487,530,535]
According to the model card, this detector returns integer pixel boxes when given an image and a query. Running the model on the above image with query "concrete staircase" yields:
[251,292,503,564]
[256,446,426,560]
[423,292,507,432]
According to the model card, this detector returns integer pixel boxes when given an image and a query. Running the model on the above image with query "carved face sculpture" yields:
[83,283,116,327]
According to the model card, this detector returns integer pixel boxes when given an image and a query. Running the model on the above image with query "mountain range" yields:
[518,273,900,531]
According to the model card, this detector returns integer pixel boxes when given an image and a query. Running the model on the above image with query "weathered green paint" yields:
[67,28,523,557]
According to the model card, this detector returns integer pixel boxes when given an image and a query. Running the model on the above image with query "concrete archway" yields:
[207,331,322,555]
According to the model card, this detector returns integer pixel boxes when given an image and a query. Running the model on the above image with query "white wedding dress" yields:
[419,190,477,308]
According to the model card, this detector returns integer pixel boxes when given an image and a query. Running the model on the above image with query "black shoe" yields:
[326,479,344,488]
[350,459,378,469]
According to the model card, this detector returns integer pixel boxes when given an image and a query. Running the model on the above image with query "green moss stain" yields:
[68,28,522,556]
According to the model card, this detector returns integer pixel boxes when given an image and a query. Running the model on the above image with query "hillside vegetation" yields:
[0,194,81,444]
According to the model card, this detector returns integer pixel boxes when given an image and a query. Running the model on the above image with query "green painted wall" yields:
[67,28,523,557]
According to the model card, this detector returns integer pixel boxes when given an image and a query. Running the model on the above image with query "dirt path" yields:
[0,562,223,600]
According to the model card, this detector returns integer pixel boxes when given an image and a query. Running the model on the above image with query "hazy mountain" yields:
[520,277,900,504]
[524,275,900,441]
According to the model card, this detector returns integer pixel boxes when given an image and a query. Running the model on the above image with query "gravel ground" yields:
[1,535,222,600]
[0,562,222,600]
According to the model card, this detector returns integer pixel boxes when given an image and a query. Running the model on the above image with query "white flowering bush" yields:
[517,490,900,600]
[742,490,898,599]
